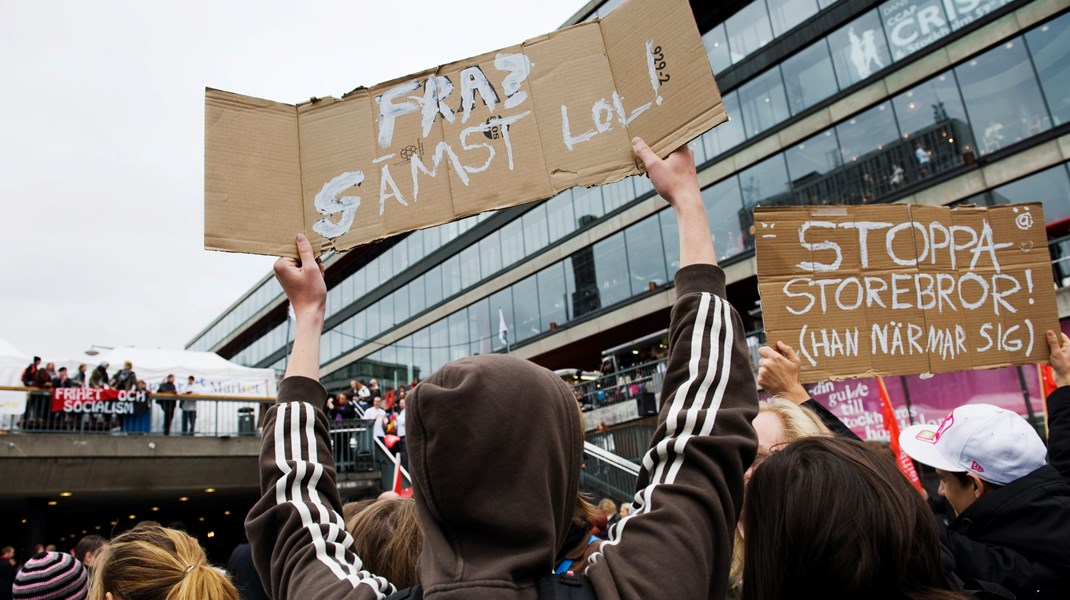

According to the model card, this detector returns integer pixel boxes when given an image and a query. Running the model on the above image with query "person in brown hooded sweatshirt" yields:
[245,138,759,600]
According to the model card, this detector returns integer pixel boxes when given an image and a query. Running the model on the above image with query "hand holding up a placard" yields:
[757,341,809,404]
[1047,330,1070,388]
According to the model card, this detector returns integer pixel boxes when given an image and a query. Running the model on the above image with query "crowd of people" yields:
[4,141,1067,599]
[325,378,410,468]
[17,360,204,435]
[240,140,1069,599]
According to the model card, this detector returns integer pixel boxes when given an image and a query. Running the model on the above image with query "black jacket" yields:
[939,387,1070,599]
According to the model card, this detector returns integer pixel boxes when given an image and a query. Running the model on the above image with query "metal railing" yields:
[581,425,650,502]
[572,360,665,412]
[326,420,412,492]
[0,387,270,437]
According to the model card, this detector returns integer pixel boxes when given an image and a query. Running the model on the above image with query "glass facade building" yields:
[189,0,1070,396]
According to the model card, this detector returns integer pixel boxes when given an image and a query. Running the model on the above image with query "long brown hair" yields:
[346,497,423,589]
[89,525,238,600]
[741,437,964,600]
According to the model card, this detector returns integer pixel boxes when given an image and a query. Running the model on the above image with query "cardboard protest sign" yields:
[755,204,1058,383]
[205,0,724,257]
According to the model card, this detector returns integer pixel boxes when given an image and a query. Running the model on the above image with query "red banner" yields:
[51,388,149,415]
[876,377,924,491]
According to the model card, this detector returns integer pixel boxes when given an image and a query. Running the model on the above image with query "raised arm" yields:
[245,234,395,600]
[1046,330,1070,478]
[585,140,758,599]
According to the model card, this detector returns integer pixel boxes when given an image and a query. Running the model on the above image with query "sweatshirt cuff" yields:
[278,376,328,408]
[674,264,727,299]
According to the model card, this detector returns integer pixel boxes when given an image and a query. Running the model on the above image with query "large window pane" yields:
[768,0,818,37]
[394,338,414,387]
[785,129,845,204]
[468,298,492,356]
[522,204,550,255]
[836,102,897,163]
[625,216,668,294]
[409,275,426,317]
[478,230,502,278]
[957,39,1050,156]
[659,209,681,274]
[703,23,732,73]
[1026,14,1070,127]
[703,176,749,261]
[448,311,468,362]
[573,185,605,225]
[738,68,790,137]
[392,240,409,274]
[538,263,569,331]
[412,327,431,381]
[489,287,514,352]
[460,244,481,290]
[568,248,600,319]
[836,102,898,203]
[893,71,973,182]
[703,91,747,157]
[390,289,408,326]
[829,11,892,88]
[990,165,1070,225]
[546,190,577,242]
[425,265,443,307]
[602,179,633,213]
[726,1,774,62]
[782,39,839,115]
[513,275,541,342]
[499,219,525,267]
[563,257,577,324]
[422,227,441,255]
[366,302,381,339]
[739,154,791,209]
[442,255,462,298]
[880,0,950,62]
[429,319,449,373]
[593,232,631,308]
[406,231,424,263]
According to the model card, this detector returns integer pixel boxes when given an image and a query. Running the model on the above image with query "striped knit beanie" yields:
[12,552,88,600]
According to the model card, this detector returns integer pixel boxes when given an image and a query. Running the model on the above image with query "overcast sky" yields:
[0,0,584,362]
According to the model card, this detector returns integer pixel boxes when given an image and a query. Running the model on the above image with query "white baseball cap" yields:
[899,403,1047,486]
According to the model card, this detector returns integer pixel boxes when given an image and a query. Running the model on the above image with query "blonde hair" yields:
[730,397,833,594]
[597,498,617,516]
[345,497,422,589]
[89,525,238,600]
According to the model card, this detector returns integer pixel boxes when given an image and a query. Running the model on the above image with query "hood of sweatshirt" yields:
[407,354,582,599]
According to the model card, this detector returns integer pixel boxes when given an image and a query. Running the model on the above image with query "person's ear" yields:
[966,473,987,498]
[105,593,117,600]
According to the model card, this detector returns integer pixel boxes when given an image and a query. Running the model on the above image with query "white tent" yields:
[2,346,278,429]
[0,339,32,415]
[67,347,278,397]
[0,338,31,387]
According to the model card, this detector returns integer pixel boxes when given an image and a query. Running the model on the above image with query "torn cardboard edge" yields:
[754,203,1059,383]
[205,0,725,258]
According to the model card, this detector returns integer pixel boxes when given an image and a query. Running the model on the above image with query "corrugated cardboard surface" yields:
[204,0,725,257]
[755,204,1058,383]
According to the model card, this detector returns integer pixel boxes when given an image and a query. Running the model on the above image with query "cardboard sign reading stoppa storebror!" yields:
[755,204,1059,383]
[204,0,725,257]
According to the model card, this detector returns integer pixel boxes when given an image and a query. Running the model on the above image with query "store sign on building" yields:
[881,0,951,60]
[204,0,725,257]
[755,203,1058,383]
[881,0,1016,61]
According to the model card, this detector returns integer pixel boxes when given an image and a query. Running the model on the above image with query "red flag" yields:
[877,377,924,491]
[1040,364,1058,398]
[392,460,413,498]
